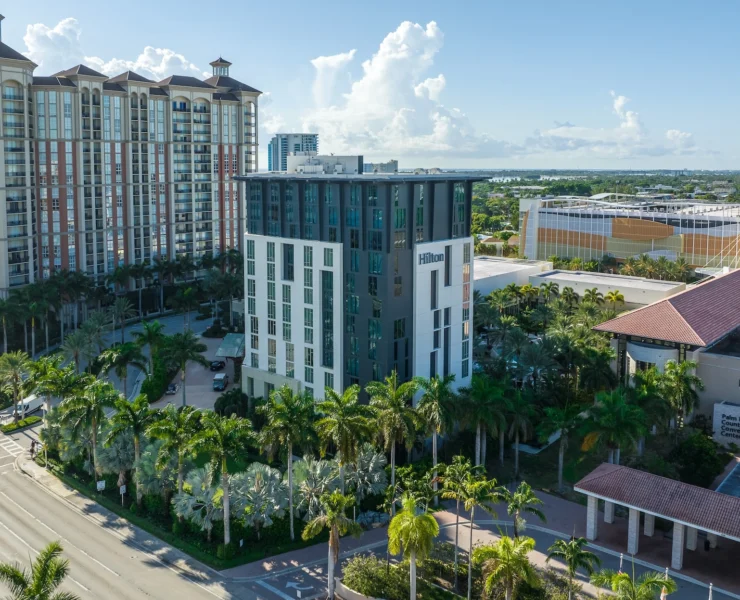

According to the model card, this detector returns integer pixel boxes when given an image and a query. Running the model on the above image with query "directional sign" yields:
[120,485,126,495]
[285,582,313,591]
[96,480,105,492]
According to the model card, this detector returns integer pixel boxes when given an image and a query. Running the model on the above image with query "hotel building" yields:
[0,26,259,294]
[238,174,480,400]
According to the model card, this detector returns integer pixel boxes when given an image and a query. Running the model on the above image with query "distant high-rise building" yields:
[287,152,363,174]
[364,159,398,174]
[267,133,318,171]
[0,21,260,294]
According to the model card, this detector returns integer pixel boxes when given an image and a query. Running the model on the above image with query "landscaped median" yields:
[1,415,42,434]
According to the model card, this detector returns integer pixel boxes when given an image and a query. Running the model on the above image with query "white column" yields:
[672,523,685,570]
[604,501,615,524]
[707,532,718,549]
[586,496,598,541]
[644,513,655,537]
[627,508,640,555]
[686,526,698,551]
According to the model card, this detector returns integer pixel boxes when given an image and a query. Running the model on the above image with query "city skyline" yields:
[3,0,738,170]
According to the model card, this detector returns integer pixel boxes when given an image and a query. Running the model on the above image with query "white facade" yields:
[412,238,474,394]
[474,256,553,295]
[242,233,343,400]
[267,133,318,171]
[286,152,363,175]
[363,159,398,174]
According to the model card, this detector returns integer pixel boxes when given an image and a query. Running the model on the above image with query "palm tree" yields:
[0,351,32,421]
[0,540,80,600]
[27,299,46,357]
[366,371,419,514]
[60,380,118,478]
[106,264,131,296]
[132,320,166,375]
[414,374,455,505]
[0,297,19,354]
[315,384,372,494]
[661,360,704,425]
[508,390,536,478]
[539,281,559,304]
[546,537,601,599]
[591,565,677,600]
[578,346,617,393]
[99,342,147,399]
[294,456,338,521]
[110,297,136,345]
[232,462,290,539]
[560,286,579,309]
[538,403,583,492]
[106,394,156,508]
[169,286,199,332]
[146,404,202,495]
[79,310,110,354]
[165,331,208,407]
[630,367,672,451]
[461,477,505,600]
[345,443,388,509]
[388,494,440,600]
[301,491,362,600]
[502,482,546,537]
[259,385,316,541]
[60,331,92,375]
[128,261,150,319]
[604,290,625,309]
[582,288,604,305]
[192,413,253,547]
[462,375,508,468]
[474,536,537,600]
[582,389,645,465]
[27,354,64,419]
[441,456,478,591]
[172,464,223,543]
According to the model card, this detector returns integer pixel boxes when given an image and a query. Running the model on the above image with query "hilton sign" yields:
[419,252,444,265]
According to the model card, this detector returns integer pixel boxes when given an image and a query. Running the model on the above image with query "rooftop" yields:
[575,463,740,542]
[532,270,683,292]
[236,173,485,183]
[594,268,740,346]
[474,256,551,279]
[0,41,35,64]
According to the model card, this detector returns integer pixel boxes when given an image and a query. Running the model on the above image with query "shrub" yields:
[1,415,42,433]
[217,543,235,560]
[669,432,730,488]
[342,555,407,600]
[140,357,177,403]
[214,389,249,417]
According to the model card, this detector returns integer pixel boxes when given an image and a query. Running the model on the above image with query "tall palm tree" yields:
[152,255,174,314]
[146,404,202,495]
[591,565,677,600]
[106,264,131,296]
[560,286,579,309]
[0,351,32,421]
[462,375,507,467]
[546,537,601,600]
[110,297,136,345]
[169,286,199,332]
[508,390,536,478]
[441,456,478,592]
[604,290,625,309]
[132,320,166,375]
[539,281,560,304]
[60,331,92,375]
[315,384,372,494]
[414,374,455,505]
[192,413,253,547]
[27,354,64,419]
[99,342,147,399]
[474,536,537,600]
[366,371,419,514]
[128,261,150,319]
[518,340,558,388]
[294,456,339,521]
[0,297,19,354]
[259,385,316,541]
[582,288,604,305]
[172,464,223,543]
[106,394,156,508]
[27,299,47,357]
[79,310,110,355]
[60,380,118,477]
[578,346,617,393]
[502,482,546,537]
[0,540,80,600]
[538,403,583,492]
[582,389,645,465]
[661,360,704,425]
[629,367,672,452]
[301,491,362,600]
[165,331,208,407]
[388,494,440,600]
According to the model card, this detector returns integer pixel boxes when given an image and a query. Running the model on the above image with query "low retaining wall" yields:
[335,578,384,600]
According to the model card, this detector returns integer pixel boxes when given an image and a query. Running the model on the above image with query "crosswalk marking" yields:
[0,439,24,457]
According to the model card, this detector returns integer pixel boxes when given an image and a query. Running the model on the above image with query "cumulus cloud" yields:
[666,129,695,151]
[302,21,518,159]
[85,47,209,80]
[259,92,286,135]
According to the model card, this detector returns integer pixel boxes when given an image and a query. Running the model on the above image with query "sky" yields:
[3,0,739,170]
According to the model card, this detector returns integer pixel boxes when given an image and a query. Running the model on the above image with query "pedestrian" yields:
[30,440,36,459]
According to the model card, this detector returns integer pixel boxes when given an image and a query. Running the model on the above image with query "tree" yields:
[106,395,155,508]
[414,374,456,506]
[546,537,601,599]
[164,331,208,407]
[27,299,47,357]
[461,375,508,468]
[315,384,372,494]
[578,346,617,393]
[0,297,19,354]
[518,341,558,388]
[173,464,223,543]
[583,288,604,305]
[538,403,583,492]
[539,282,560,304]
[128,261,150,319]
[582,390,645,465]
[132,320,166,375]
[591,566,677,600]
[168,286,199,332]
[192,413,253,547]
[508,391,537,478]
[560,286,579,309]
[99,342,147,399]
[97,426,135,494]
[259,385,316,541]
[294,456,338,521]
[302,492,362,600]
[502,482,546,538]
[345,443,388,509]
[388,494,440,600]
[146,404,202,495]
[60,331,91,375]
[0,351,32,421]
[106,264,131,296]
[366,371,419,514]
[0,540,80,600]
[231,462,290,539]
[661,360,704,425]
[604,290,625,309]
[110,297,136,345]
[152,255,176,314]
[27,355,64,420]
[60,380,118,478]
[474,536,538,600]
[79,311,110,355]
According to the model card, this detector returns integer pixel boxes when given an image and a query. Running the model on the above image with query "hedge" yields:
[1,415,42,433]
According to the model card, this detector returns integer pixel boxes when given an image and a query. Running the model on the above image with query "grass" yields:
[1,415,42,434]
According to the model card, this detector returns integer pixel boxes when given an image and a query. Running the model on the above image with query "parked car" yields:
[213,373,229,391]
[210,360,226,371]
[165,383,179,395]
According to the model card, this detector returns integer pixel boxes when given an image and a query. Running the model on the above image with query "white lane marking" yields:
[256,579,300,600]
[0,491,120,577]
[0,440,23,456]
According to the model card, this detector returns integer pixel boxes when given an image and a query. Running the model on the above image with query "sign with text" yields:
[96,480,105,492]
[713,403,740,446]
[418,252,444,266]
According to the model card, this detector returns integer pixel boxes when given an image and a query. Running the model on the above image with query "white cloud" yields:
[414,74,446,102]
[666,129,695,150]
[85,47,209,81]
[258,92,286,135]
[310,49,356,107]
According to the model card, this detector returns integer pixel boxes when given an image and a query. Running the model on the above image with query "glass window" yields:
[394,318,406,340]
[325,372,334,390]
[324,248,333,267]
[282,284,291,303]
[304,246,313,266]
[369,252,383,275]
[368,276,378,296]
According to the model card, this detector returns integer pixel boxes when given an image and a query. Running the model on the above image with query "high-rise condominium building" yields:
[0,25,260,294]
[238,173,480,400]
[267,133,318,171]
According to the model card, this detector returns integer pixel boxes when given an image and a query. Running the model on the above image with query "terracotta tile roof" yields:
[575,463,740,541]
[593,269,740,346]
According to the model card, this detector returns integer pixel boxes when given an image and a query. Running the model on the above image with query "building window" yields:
[372,298,382,318]
[321,270,334,368]
[283,244,294,281]
[324,248,333,267]
[431,270,438,310]
[369,252,383,275]
[251,353,259,368]
[325,372,334,390]
[394,318,406,340]
[283,323,291,341]
[430,351,437,378]
[304,246,313,266]
[251,334,259,350]
[282,284,291,303]
[463,242,471,264]
[305,327,313,344]
[372,209,384,230]
[368,276,378,296]
[267,242,275,262]
[394,276,402,297]
[304,288,313,304]
[445,246,451,286]
[462,359,469,378]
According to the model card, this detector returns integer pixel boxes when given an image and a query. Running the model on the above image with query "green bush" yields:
[214,389,249,417]
[141,357,177,403]
[669,432,730,488]
[217,543,235,560]
[343,555,408,600]
[1,415,42,433]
